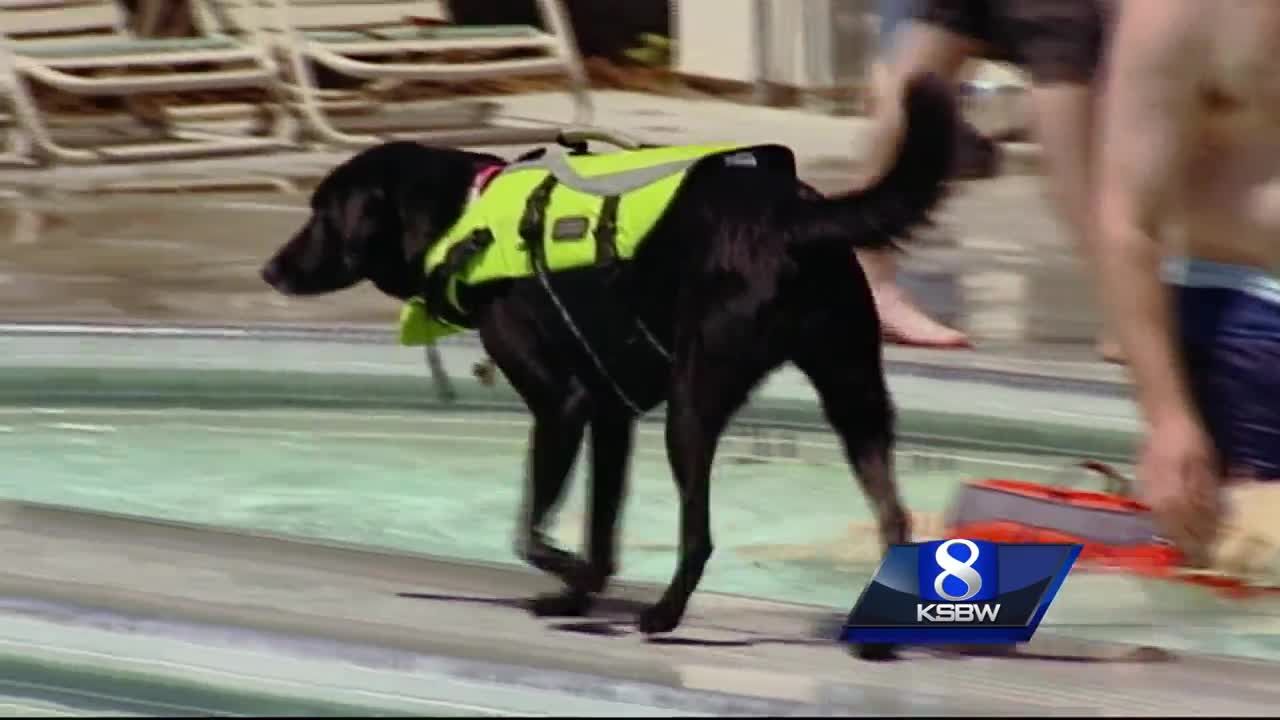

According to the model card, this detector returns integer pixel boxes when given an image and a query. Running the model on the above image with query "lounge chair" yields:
[0,0,295,164]
[248,0,592,147]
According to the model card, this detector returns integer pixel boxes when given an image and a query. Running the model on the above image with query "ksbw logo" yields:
[841,539,1080,645]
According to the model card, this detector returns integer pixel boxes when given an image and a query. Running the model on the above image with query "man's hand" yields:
[1140,413,1221,567]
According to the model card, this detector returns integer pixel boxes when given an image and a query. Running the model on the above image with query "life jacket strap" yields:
[594,195,621,267]
[519,174,560,273]
[425,227,494,329]
[516,172,645,415]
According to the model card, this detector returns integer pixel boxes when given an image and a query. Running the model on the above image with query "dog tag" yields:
[551,216,590,241]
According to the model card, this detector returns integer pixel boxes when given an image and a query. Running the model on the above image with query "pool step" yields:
[0,502,1276,717]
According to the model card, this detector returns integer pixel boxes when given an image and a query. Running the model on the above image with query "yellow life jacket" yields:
[399,144,789,346]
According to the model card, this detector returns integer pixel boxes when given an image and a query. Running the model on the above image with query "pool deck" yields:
[0,90,1198,714]
[7,501,1280,716]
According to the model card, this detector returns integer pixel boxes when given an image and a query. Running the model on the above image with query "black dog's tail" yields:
[795,72,958,250]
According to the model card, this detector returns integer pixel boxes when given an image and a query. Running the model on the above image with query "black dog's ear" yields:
[397,160,477,262]
[338,188,382,270]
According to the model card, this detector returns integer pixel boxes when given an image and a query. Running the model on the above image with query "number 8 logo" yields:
[933,538,984,602]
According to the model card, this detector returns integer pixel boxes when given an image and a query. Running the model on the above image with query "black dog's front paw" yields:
[637,600,684,635]
[528,589,593,617]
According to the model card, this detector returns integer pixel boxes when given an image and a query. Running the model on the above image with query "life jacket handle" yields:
[1050,459,1134,497]
[555,128,644,152]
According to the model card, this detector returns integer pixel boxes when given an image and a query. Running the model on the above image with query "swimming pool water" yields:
[4,403,1280,662]
[2,404,940,607]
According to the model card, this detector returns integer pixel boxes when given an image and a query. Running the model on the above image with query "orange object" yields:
[946,476,1280,599]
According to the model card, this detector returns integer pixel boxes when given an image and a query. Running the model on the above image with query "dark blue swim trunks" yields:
[1171,259,1280,480]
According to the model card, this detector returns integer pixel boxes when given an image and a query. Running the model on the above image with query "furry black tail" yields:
[796,72,958,250]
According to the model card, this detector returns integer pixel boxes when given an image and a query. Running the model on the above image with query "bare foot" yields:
[874,284,971,349]
[1097,336,1126,365]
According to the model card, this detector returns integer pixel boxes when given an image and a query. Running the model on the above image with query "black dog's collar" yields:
[469,163,504,203]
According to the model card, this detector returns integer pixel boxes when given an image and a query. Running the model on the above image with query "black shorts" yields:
[1173,261,1280,481]
[914,0,1111,85]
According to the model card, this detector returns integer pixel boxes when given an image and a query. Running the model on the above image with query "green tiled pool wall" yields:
[0,363,1139,466]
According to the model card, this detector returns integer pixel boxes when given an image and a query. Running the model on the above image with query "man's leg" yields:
[1009,0,1120,361]
[857,19,980,348]
[1025,83,1123,361]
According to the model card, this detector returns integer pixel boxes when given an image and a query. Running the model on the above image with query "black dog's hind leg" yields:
[638,353,763,635]
[796,356,908,548]
[793,307,910,660]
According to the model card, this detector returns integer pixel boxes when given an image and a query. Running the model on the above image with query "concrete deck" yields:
[6,501,1280,716]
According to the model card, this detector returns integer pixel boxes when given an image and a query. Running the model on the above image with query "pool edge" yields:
[0,323,1140,463]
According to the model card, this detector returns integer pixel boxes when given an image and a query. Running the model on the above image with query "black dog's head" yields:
[261,141,505,300]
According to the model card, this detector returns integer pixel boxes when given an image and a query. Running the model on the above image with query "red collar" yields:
[470,164,503,200]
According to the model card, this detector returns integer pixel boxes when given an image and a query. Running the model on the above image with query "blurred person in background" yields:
[859,0,1114,355]
[871,0,1000,180]
[1095,0,1280,569]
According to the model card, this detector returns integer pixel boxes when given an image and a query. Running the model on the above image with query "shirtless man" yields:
[1096,0,1280,565]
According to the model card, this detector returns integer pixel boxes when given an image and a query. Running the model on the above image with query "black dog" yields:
[262,74,956,642]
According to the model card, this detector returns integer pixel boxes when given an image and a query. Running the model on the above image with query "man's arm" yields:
[1094,0,1204,428]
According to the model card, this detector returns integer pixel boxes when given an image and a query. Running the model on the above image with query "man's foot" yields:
[875,284,971,349]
